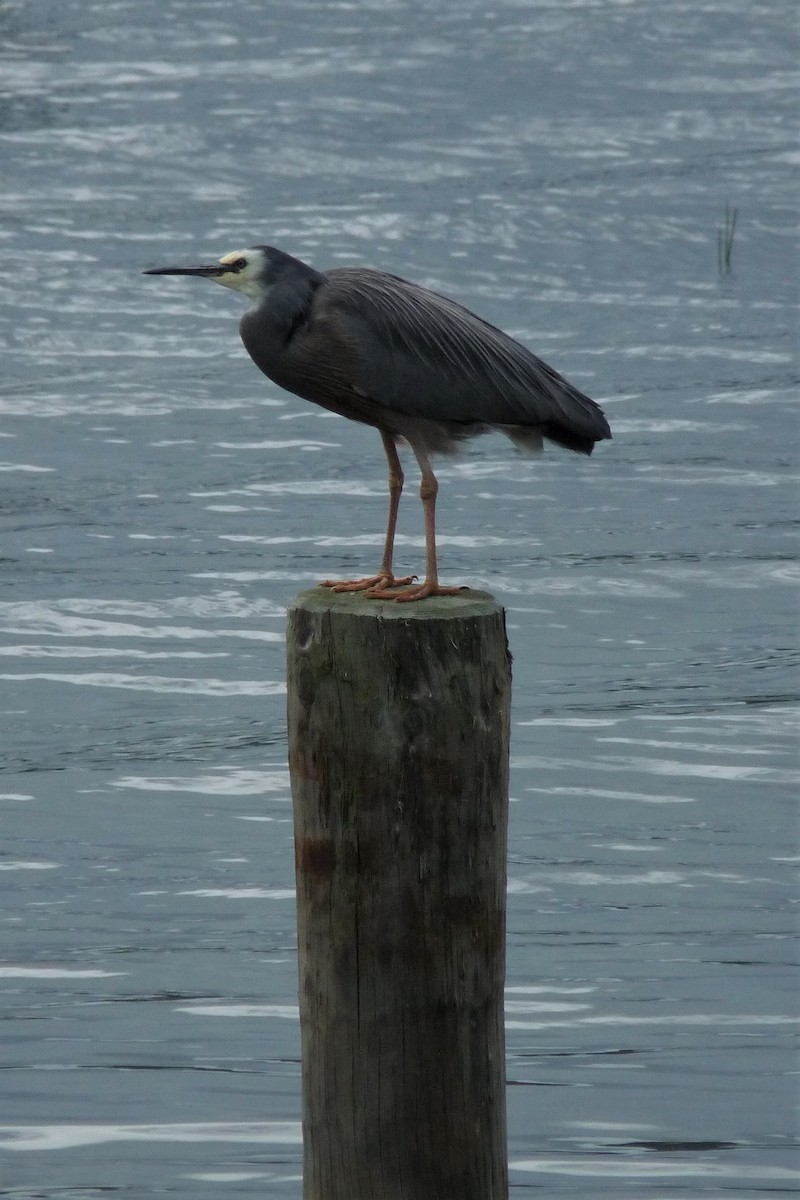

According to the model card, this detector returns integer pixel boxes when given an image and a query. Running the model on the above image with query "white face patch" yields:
[214,247,268,302]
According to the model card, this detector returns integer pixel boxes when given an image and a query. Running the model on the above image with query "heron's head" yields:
[143,247,273,304]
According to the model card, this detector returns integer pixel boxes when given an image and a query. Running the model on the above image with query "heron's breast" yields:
[239,309,385,429]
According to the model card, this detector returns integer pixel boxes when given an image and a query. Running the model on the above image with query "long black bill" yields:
[143,264,228,277]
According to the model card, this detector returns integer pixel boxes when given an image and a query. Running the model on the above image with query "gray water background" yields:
[0,0,797,1195]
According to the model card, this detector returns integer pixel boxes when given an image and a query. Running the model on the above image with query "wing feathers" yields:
[321,268,611,445]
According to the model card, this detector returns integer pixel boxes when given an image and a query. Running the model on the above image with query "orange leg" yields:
[368,445,467,602]
[321,431,415,593]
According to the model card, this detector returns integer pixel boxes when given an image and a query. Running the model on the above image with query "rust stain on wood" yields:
[295,835,383,877]
[296,836,336,876]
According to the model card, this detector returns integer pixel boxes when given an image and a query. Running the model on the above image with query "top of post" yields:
[289,586,503,622]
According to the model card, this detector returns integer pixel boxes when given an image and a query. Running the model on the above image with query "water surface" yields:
[0,0,797,1195]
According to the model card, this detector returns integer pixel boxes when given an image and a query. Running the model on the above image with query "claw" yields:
[320,573,416,594]
[370,581,469,602]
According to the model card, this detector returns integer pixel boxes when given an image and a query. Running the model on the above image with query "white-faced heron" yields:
[144,246,611,600]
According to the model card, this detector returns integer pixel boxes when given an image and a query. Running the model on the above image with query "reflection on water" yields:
[0,1122,304,1151]
[1,0,797,1195]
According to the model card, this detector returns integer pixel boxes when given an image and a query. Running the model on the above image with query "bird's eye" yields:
[234,257,247,271]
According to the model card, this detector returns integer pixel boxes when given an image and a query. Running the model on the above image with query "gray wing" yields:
[321,267,611,447]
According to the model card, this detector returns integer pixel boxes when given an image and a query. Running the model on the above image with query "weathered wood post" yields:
[287,587,511,1200]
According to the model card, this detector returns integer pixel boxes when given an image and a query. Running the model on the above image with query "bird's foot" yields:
[320,572,416,594]
[369,580,469,602]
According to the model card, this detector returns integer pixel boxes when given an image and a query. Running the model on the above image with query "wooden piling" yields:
[286,587,511,1200]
